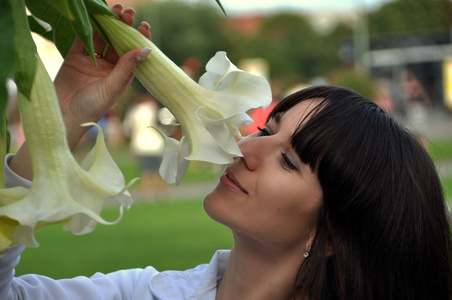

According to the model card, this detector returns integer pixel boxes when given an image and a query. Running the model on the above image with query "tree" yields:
[368,0,452,35]
[251,13,331,84]
[134,1,228,69]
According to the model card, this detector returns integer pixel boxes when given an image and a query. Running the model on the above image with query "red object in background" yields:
[246,100,278,134]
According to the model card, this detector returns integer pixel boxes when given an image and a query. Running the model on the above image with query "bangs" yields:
[268,85,393,175]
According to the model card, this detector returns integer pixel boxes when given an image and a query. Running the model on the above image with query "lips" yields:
[221,169,248,194]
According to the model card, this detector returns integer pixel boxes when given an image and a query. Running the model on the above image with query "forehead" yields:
[272,99,322,129]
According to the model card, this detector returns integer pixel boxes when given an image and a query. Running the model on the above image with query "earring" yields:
[303,247,311,258]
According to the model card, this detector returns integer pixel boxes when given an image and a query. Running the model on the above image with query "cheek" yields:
[203,172,322,246]
[262,193,319,230]
[256,176,322,232]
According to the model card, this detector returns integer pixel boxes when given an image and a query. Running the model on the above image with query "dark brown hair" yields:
[269,85,452,300]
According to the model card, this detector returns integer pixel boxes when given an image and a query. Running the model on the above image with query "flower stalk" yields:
[93,14,272,184]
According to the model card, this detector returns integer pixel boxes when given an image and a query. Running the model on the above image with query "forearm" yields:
[4,154,32,188]
[0,245,26,300]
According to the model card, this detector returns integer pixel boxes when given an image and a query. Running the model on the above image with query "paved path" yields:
[130,180,218,203]
[426,109,452,140]
[436,160,452,178]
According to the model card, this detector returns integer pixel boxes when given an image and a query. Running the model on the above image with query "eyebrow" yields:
[272,112,283,124]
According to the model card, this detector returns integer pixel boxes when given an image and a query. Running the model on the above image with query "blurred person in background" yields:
[402,69,432,149]
[123,93,167,200]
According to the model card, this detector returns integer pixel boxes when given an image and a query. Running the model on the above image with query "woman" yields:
[207,86,452,300]
[2,5,451,300]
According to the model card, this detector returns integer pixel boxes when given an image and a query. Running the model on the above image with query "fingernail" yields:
[113,3,123,9]
[124,7,136,14]
[141,21,151,30]
[136,48,152,62]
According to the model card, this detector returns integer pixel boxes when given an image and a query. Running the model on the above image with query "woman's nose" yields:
[238,136,268,171]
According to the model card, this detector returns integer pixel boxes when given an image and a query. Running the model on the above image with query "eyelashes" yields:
[256,126,298,171]
[281,153,298,171]
[257,126,270,136]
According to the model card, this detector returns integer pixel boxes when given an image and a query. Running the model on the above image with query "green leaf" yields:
[27,16,54,41]
[0,83,7,189]
[215,0,227,16]
[83,0,115,17]
[0,110,6,189]
[84,0,117,47]
[26,0,74,57]
[0,0,16,188]
[26,0,97,64]
[46,0,72,16]
[66,0,96,63]
[0,0,15,115]
[12,0,38,100]
[81,0,117,58]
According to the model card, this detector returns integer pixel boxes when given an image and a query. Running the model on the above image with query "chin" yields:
[203,191,217,219]
[203,190,227,225]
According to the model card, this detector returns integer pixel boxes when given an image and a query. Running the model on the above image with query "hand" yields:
[54,4,152,150]
[9,4,151,180]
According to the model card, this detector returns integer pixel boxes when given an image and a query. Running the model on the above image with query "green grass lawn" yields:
[430,139,452,203]
[15,200,233,279]
[442,176,452,202]
[430,139,452,162]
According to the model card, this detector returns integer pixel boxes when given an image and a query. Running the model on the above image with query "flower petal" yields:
[152,127,189,185]
[79,123,134,208]
[196,107,253,155]
[198,51,240,91]
[0,187,29,250]
[199,51,272,114]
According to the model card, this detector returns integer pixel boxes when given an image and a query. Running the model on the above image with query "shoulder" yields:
[149,250,230,300]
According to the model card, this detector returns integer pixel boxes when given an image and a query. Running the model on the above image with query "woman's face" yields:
[204,99,323,248]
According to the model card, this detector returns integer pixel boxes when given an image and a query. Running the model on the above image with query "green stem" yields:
[0,112,6,189]
[92,14,212,112]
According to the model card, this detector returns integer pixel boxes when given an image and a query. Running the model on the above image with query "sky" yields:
[215,0,394,15]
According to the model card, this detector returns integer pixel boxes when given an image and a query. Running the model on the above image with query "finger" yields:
[104,48,151,100]
[138,21,151,40]
[121,7,135,26]
[111,3,123,16]
[103,21,149,63]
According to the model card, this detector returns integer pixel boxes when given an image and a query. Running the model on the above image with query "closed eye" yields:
[281,152,298,171]
[258,127,298,171]
[257,126,270,136]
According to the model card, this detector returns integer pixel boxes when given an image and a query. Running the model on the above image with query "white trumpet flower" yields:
[94,15,272,184]
[0,54,135,251]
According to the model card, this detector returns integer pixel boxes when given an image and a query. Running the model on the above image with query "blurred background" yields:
[8,0,452,279]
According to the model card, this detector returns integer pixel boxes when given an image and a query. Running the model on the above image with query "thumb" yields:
[105,48,152,99]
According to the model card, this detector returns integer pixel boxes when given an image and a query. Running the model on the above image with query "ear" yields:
[306,235,334,257]
[306,235,315,251]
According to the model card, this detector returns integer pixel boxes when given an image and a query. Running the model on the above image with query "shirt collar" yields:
[149,250,230,300]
